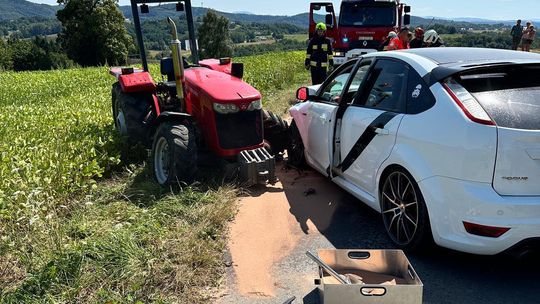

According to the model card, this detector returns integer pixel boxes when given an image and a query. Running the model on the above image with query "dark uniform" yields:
[305,35,334,85]
[409,37,424,48]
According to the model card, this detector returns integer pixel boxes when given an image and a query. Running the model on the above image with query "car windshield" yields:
[457,64,540,130]
[339,3,395,27]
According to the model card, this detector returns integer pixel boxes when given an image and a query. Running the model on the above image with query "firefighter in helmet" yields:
[305,22,334,85]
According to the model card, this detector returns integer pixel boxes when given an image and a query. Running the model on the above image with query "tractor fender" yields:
[154,111,193,126]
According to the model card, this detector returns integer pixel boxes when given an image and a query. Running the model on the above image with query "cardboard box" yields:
[316,249,423,304]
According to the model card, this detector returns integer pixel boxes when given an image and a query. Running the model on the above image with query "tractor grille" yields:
[215,110,263,150]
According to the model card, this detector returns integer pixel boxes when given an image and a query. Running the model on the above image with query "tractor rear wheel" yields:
[112,83,152,146]
[263,110,289,155]
[287,120,306,168]
[151,121,198,186]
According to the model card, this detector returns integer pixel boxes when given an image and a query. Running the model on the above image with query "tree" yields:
[0,38,12,71]
[198,10,233,59]
[56,0,132,66]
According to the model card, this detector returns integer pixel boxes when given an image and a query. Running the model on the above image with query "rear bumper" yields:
[418,176,540,255]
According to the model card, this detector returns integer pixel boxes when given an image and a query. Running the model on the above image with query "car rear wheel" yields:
[380,168,431,251]
[287,120,306,168]
[151,121,198,186]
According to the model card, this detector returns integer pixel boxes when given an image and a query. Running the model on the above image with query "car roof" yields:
[400,47,540,66]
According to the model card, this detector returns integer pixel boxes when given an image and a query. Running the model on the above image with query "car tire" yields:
[151,121,198,186]
[112,82,152,146]
[380,168,432,251]
[286,120,306,168]
[263,110,289,155]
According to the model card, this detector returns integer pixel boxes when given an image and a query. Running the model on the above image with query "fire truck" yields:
[309,0,411,65]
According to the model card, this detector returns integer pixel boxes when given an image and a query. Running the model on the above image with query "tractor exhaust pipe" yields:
[167,17,186,109]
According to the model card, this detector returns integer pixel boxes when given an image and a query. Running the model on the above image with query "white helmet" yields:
[387,31,397,39]
[424,29,439,43]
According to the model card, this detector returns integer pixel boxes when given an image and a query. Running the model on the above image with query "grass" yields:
[284,34,308,43]
[0,51,309,303]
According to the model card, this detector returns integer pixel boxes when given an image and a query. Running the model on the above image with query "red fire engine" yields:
[309,0,411,65]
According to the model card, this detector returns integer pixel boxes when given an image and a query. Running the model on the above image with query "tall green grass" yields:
[0,51,308,303]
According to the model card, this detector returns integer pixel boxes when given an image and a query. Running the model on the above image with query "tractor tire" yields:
[286,120,306,168]
[112,82,152,146]
[151,121,198,186]
[263,110,289,155]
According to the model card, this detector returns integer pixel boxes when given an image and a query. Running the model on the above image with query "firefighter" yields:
[305,22,334,85]
[410,27,425,48]
[387,27,411,50]
[424,29,445,47]
[378,31,398,51]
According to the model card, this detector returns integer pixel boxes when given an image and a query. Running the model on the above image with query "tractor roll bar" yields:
[130,0,199,71]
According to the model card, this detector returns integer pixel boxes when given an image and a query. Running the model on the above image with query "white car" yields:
[289,47,540,255]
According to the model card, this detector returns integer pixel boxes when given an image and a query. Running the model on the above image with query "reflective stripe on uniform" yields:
[310,61,318,66]
[306,54,311,59]
[328,55,334,60]
[321,44,328,51]
[321,62,328,67]
[312,44,319,50]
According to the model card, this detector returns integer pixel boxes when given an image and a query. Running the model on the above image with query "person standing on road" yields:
[387,27,412,50]
[410,27,425,48]
[378,31,397,51]
[511,19,523,50]
[305,22,334,85]
[521,22,536,52]
[424,29,445,47]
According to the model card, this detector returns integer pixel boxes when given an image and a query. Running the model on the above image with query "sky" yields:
[28,0,540,21]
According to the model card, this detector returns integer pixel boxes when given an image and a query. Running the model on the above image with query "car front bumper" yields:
[418,176,540,255]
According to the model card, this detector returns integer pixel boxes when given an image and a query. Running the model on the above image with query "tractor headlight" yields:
[247,99,262,111]
[213,103,239,114]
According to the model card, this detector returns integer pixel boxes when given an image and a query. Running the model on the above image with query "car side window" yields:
[341,62,371,104]
[319,64,354,103]
[357,59,408,113]
[406,68,436,114]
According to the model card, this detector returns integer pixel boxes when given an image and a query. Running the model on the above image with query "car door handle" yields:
[373,127,389,135]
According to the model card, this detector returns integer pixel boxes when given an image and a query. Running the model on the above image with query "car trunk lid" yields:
[456,64,540,196]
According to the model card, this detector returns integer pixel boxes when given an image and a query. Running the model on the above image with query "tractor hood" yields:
[184,67,261,103]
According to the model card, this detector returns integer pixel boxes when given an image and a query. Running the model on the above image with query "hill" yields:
[0,0,60,20]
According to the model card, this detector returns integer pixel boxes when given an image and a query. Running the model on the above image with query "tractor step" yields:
[238,147,276,187]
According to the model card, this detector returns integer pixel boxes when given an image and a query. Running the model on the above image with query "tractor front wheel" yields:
[151,121,198,186]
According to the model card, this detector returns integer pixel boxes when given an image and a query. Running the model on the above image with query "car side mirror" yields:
[296,87,310,101]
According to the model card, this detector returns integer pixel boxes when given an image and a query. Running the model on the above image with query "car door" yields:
[304,61,357,174]
[337,58,408,196]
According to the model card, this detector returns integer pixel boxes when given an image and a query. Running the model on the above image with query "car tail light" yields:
[463,221,510,238]
[442,78,495,126]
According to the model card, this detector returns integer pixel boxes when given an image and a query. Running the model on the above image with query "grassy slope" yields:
[0,51,308,303]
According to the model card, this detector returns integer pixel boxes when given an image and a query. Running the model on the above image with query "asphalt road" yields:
[217,164,540,304]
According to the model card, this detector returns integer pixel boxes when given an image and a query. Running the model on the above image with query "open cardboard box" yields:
[315,249,423,304]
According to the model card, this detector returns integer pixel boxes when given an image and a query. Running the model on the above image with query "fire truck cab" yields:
[309,0,411,65]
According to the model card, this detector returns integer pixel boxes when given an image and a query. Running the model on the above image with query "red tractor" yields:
[110,0,287,186]
[310,0,411,65]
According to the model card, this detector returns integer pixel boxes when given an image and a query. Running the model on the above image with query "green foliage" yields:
[198,10,232,59]
[1,36,74,71]
[0,17,61,38]
[233,39,306,57]
[0,38,11,70]
[56,0,133,66]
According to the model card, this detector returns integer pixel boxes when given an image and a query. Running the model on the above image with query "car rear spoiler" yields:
[423,60,540,86]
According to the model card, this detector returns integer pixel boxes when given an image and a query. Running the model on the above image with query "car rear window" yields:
[456,64,540,130]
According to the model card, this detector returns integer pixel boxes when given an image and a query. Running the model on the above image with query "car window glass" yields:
[319,65,353,103]
[359,59,408,113]
[341,62,371,104]
[406,68,436,114]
